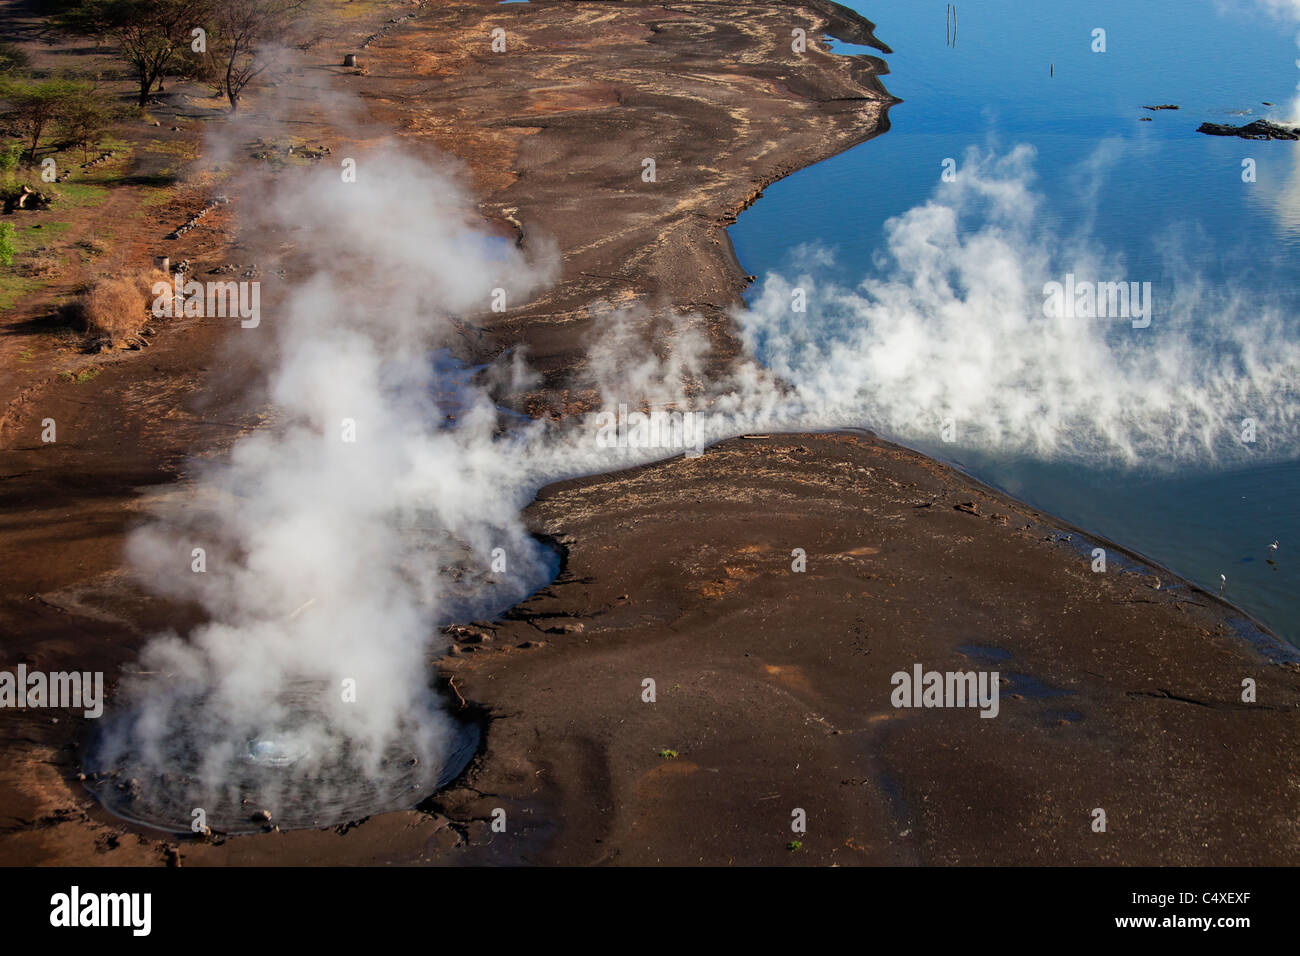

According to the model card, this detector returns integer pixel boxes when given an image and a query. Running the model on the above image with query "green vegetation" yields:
[0,75,115,194]
[786,841,802,851]
[0,142,20,176]
[658,749,678,759]
[0,42,29,76]
[60,366,102,384]
[0,78,92,159]
[0,43,124,318]
[0,222,14,266]
[60,96,118,162]
[51,182,111,208]
[139,185,173,207]
[0,1,275,334]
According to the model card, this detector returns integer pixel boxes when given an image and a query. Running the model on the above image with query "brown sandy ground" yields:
[433,433,1300,865]
[354,0,895,392]
[3,1,1297,866]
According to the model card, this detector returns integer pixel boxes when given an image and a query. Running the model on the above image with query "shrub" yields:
[0,144,19,175]
[70,272,156,343]
[0,42,28,77]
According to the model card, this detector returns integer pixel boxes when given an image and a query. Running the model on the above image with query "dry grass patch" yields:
[14,252,60,278]
[66,269,167,346]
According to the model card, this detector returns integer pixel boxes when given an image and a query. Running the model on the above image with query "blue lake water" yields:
[730,0,1300,645]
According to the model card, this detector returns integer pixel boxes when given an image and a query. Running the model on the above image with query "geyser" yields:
[82,143,557,836]
[84,679,481,835]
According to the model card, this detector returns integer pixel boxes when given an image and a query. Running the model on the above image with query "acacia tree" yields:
[204,0,307,112]
[61,92,116,161]
[58,0,211,108]
[0,78,89,159]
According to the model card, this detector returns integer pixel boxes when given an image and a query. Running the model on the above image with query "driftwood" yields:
[4,184,53,214]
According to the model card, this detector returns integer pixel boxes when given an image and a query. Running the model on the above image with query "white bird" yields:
[1219,573,1227,596]
[1269,540,1279,553]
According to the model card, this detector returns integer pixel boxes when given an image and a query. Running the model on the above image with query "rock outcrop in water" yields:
[1197,118,1300,140]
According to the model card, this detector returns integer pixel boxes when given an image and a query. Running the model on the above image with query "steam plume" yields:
[90,147,558,831]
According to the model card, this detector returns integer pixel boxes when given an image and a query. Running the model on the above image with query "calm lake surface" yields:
[730,0,1300,645]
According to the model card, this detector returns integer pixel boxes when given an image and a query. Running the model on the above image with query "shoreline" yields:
[431,430,1300,865]
[838,432,1300,663]
[717,16,1297,654]
[1,0,1297,866]
[843,432,1300,664]
[0,0,902,865]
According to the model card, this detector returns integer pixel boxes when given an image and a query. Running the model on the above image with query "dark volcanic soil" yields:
[3,0,1298,867]
[356,0,895,389]
[423,433,1300,865]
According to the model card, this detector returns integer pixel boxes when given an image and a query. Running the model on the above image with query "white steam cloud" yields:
[91,148,559,831]
[546,147,1298,471]
[93,133,1300,832]
[731,146,1300,465]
